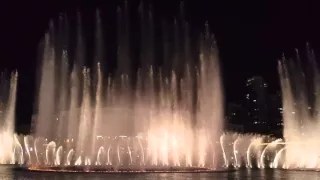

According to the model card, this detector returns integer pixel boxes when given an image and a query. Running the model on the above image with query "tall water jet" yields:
[30,5,226,171]
[91,9,104,156]
[0,71,18,164]
[278,44,320,169]
[91,62,102,158]
[76,68,91,160]
[196,22,224,167]
[35,31,56,139]
[56,49,68,140]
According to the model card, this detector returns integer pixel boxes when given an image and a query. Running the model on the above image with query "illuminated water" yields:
[31,8,224,169]
[0,72,18,164]
[0,6,287,171]
[4,131,287,171]
[277,45,320,169]
[1,4,319,173]
[26,8,285,171]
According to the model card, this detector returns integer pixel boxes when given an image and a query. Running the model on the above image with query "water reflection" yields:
[0,167,319,180]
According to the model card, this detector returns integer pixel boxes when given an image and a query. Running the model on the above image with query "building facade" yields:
[268,92,283,129]
[245,76,268,132]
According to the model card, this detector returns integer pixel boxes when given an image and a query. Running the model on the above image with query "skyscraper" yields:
[268,92,283,127]
[226,103,245,125]
[267,92,283,136]
[245,76,268,132]
[225,103,245,132]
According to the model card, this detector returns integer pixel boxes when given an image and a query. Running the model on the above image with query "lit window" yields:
[253,100,256,102]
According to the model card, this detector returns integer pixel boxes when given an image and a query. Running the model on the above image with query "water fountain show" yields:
[27,6,226,172]
[276,46,320,170]
[1,3,320,173]
[0,72,19,165]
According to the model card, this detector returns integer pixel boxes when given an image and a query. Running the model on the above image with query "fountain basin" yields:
[27,165,234,173]
[279,168,320,172]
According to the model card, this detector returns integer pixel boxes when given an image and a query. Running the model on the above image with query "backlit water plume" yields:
[31,7,225,169]
[0,71,19,164]
[277,44,320,169]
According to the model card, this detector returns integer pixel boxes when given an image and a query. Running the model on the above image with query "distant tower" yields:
[226,103,245,125]
[225,103,245,132]
[245,76,268,132]
[268,92,283,129]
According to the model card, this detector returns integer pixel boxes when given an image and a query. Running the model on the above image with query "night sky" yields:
[2,0,320,126]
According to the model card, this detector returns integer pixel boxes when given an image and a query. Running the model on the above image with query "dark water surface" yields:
[1,166,320,180]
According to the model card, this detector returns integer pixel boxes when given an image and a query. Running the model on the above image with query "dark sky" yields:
[2,0,320,126]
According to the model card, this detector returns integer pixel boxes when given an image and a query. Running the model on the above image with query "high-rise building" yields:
[245,76,268,132]
[267,92,283,136]
[226,103,245,125]
[225,103,245,132]
[268,92,283,128]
